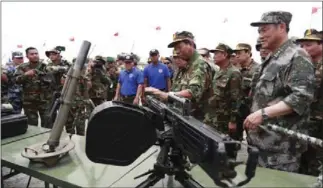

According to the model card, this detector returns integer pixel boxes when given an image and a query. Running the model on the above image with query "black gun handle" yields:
[245,147,258,178]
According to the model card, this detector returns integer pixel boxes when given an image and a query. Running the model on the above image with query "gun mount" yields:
[21,41,91,167]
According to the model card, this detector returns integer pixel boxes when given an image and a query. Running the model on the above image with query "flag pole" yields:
[130,40,135,53]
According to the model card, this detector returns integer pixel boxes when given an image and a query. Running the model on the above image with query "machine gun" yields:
[85,94,259,188]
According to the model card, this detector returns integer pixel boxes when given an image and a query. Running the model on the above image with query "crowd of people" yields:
[1,10,322,187]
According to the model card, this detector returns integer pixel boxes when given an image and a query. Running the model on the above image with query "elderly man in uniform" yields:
[244,11,315,173]
[204,43,242,159]
[114,54,144,104]
[296,29,323,176]
[145,31,213,121]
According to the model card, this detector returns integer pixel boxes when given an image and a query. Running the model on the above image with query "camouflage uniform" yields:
[1,66,9,104]
[204,44,242,159]
[233,43,260,141]
[167,31,213,121]
[87,56,112,106]
[106,57,118,101]
[248,11,316,173]
[296,29,323,176]
[14,61,52,127]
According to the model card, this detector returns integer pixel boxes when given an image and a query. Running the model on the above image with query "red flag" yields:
[312,7,321,14]
[223,18,228,23]
[114,32,119,37]
[155,26,161,30]
[69,37,75,42]
[17,44,23,48]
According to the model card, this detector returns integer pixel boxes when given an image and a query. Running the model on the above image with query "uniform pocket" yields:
[258,73,276,96]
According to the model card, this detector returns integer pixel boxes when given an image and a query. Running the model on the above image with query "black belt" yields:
[121,94,136,98]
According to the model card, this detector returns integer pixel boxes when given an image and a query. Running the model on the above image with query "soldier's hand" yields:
[243,110,263,130]
[133,97,139,105]
[1,74,8,82]
[228,122,237,132]
[24,70,36,77]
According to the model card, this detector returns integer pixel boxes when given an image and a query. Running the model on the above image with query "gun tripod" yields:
[134,130,204,188]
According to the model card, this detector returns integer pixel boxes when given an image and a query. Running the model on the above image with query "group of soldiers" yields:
[1,10,322,186]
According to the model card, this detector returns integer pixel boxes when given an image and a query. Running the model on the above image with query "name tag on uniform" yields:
[129,73,134,78]
[158,69,163,73]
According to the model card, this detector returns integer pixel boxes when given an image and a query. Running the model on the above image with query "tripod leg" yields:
[175,171,205,188]
[135,173,163,188]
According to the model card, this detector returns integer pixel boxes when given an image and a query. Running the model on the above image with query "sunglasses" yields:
[164,62,170,64]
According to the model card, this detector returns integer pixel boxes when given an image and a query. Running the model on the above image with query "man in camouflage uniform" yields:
[233,43,260,141]
[44,46,71,128]
[87,55,112,106]
[245,11,315,173]
[255,37,271,62]
[106,57,118,101]
[197,47,219,77]
[62,60,92,135]
[296,29,323,176]
[204,43,242,159]
[14,47,53,127]
[1,65,9,104]
[230,53,240,68]
[145,31,213,121]
[6,51,24,113]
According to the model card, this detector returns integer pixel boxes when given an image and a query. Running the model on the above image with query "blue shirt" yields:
[143,62,170,90]
[118,68,144,96]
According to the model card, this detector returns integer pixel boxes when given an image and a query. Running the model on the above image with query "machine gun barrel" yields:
[47,41,91,149]
[260,124,323,148]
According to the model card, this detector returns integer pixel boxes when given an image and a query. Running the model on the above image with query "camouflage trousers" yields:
[8,97,22,114]
[23,100,48,127]
[247,128,307,173]
[65,103,88,136]
[299,119,323,176]
[91,98,106,106]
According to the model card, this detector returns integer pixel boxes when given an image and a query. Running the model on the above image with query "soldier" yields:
[233,43,260,141]
[204,43,242,159]
[62,60,92,135]
[145,31,213,121]
[296,29,323,176]
[87,55,112,106]
[14,47,52,127]
[244,11,315,173]
[7,51,24,113]
[197,47,219,77]
[255,37,270,62]
[1,65,9,104]
[114,54,144,104]
[230,53,240,68]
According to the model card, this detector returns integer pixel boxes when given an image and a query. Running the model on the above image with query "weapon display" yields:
[21,41,91,167]
[85,94,259,188]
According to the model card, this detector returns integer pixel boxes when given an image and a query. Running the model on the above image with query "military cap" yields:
[230,52,236,57]
[197,48,210,55]
[106,56,115,63]
[124,54,134,62]
[168,31,195,48]
[94,55,106,63]
[233,43,252,52]
[209,43,233,55]
[149,49,159,55]
[45,46,65,57]
[296,29,323,43]
[250,11,292,27]
[255,38,262,51]
[12,51,23,58]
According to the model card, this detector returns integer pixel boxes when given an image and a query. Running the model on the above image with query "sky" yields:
[1,2,322,64]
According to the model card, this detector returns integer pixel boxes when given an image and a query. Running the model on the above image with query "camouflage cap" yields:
[255,38,262,51]
[106,56,115,63]
[197,48,209,55]
[250,11,292,27]
[209,43,233,55]
[233,43,252,52]
[296,29,323,43]
[45,46,65,57]
[94,55,106,63]
[12,51,23,58]
[167,31,195,48]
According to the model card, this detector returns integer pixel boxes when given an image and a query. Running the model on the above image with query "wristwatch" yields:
[261,108,269,122]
